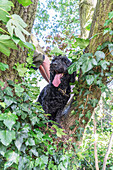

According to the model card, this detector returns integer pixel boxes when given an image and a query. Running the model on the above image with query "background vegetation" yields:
[0,0,112,169]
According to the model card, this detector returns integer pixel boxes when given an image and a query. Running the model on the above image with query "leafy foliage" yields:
[0,0,113,169]
[17,0,32,6]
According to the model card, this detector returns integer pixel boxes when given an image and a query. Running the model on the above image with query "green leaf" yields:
[104,19,112,26]
[0,143,6,156]
[0,80,5,87]
[108,44,113,56]
[95,51,105,62]
[0,102,6,108]
[0,111,18,130]
[17,0,32,6]
[4,87,13,97]
[15,132,28,150]
[0,130,15,146]
[0,0,13,22]
[68,62,77,74]
[74,38,89,49]
[97,41,111,51]
[50,46,65,56]
[110,30,113,35]
[99,60,110,70]
[0,62,9,71]
[0,0,13,11]
[40,155,48,165]
[103,28,111,35]
[6,14,30,42]
[52,125,66,137]
[86,75,94,85]
[4,96,17,107]
[7,80,15,86]
[81,58,93,74]
[108,11,113,19]
[30,147,38,157]
[0,88,4,99]
[4,151,19,169]
[23,42,35,50]
[0,35,18,56]
[15,84,24,97]
[16,63,27,77]
[25,138,35,146]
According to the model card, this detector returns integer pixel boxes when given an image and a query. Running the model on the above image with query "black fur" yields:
[38,55,76,124]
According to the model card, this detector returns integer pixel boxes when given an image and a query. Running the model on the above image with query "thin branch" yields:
[93,112,99,170]
[102,132,113,170]
[84,158,94,170]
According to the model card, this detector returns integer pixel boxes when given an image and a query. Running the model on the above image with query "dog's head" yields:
[50,55,76,87]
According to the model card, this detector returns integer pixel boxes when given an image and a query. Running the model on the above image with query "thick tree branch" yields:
[61,0,113,143]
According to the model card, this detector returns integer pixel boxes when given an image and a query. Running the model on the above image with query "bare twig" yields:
[102,132,113,170]
[93,112,99,170]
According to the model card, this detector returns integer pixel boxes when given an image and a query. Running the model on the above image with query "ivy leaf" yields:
[40,155,48,165]
[86,75,94,85]
[30,147,38,157]
[95,51,105,62]
[0,102,6,108]
[17,0,32,6]
[68,62,77,74]
[25,138,35,146]
[103,28,111,35]
[15,84,24,97]
[81,58,93,74]
[0,130,15,146]
[0,0,14,22]
[97,41,111,51]
[6,14,30,42]
[108,11,113,19]
[52,125,66,138]
[0,143,6,156]
[0,88,4,99]
[4,96,17,107]
[0,81,5,87]
[15,132,28,151]
[108,44,113,56]
[104,19,112,26]
[74,38,89,49]
[0,62,9,71]
[16,63,27,77]
[110,30,113,35]
[4,87,13,97]
[50,46,65,56]
[0,111,18,130]
[99,60,110,70]
[4,151,19,169]
[0,35,18,56]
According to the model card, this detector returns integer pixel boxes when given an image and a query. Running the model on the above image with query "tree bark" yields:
[79,0,97,38]
[0,0,38,82]
[61,0,113,144]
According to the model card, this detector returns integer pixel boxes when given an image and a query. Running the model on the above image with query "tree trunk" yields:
[79,0,97,38]
[0,0,112,145]
[0,0,38,82]
[61,0,113,144]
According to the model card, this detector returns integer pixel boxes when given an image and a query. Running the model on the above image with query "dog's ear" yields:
[70,71,76,83]
[50,72,54,82]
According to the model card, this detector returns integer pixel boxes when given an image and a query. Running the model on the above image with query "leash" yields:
[58,88,69,97]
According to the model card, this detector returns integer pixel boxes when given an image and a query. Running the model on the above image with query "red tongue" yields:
[52,73,63,87]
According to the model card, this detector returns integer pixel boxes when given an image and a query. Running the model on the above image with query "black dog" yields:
[38,55,76,124]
